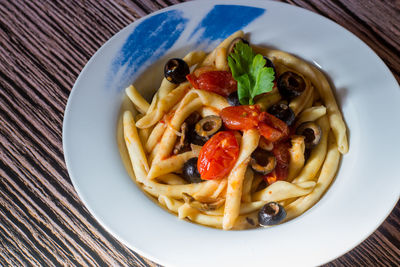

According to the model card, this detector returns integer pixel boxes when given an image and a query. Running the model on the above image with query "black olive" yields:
[250,148,276,175]
[164,58,190,84]
[227,91,240,106]
[277,71,306,100]
[188,115,222,146]
[267,103,295,126]
[263,56,276,76]
[296,122,322,149]
[227,37,250,55]
[195,115,222,140]
[189,131,207,146]
[185,112,201,126]
[182,158,202,183]
[258,202,286,226]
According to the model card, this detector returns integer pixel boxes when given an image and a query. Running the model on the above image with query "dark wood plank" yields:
[0,0,398,266]
[1,0,158,265]
[285,0,400,82]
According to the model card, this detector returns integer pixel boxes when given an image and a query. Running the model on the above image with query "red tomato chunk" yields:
[220,105,260,130]
[258,112,289,139]
[220,105,289,142]
[187,71,237,96]
[198,131,239,180]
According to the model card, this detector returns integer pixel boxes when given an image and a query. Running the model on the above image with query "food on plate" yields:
[258,202,287,226]
[119,30,348,230]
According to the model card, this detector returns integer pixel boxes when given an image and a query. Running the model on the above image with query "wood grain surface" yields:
[1,0,399,266]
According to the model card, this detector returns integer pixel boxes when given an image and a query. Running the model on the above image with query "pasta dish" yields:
[118,31,348,230]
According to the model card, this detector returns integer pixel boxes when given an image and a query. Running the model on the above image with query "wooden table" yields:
[1,0,399,266]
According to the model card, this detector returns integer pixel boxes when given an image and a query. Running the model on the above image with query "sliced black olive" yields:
[250,148,276,175]
[227,91,240,106]
[267,103,295,126]
[195,115,222,140]
[182,157,202,183]
[188,115,222,146]
[277,71,306,100]
[189,132,207,146]
[227,37,250,55]
[185,112,203,145]
[258,202,286,226]
[263,56,276,76]
[185,111,201,126]
[164,58,190,84]
[296,122,322,149]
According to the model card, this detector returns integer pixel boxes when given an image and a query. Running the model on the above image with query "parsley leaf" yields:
[228,42,275,105]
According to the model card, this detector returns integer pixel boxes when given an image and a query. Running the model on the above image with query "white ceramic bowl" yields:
[63,1,400,266]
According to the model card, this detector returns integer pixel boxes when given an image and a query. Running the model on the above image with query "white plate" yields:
[63,1,400,266]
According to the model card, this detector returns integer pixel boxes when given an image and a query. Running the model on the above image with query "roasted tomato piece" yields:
[220,105,260,130]
[187,70,237,96]
[198,131,239,180]
[263,141,290,184]
[273,141,291,165]
[258,123,284,142]
[221,106,289,143]
[258,112,289,142]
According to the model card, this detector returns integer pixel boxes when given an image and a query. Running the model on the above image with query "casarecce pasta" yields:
[118,31,348,230]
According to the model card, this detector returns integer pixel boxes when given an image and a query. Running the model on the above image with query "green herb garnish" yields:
[228,42,275,105]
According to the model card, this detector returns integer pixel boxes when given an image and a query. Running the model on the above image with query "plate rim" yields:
[63,1,400,266]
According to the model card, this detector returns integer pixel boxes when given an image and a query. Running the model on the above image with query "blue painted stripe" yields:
[189,5,265,45]
[108,5,266,92]
[109,10,188,91]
